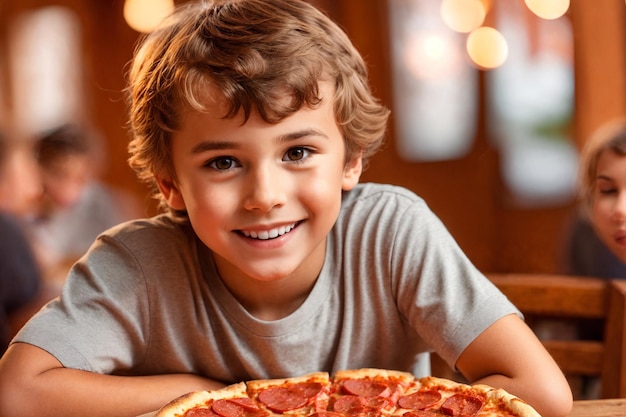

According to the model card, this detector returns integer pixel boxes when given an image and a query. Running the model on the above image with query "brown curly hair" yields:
[126,0,390,215]
[127,0,389,214]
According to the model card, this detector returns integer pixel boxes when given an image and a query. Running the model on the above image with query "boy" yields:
[0,1,572,417]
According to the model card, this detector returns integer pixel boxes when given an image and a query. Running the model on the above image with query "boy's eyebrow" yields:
[191,129,328,154]
[191,141,238,154]
[278,128,329,143]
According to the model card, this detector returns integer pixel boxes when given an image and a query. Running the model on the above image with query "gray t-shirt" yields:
[15,183,518,384]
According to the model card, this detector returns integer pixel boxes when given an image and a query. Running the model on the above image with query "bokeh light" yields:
[440,0,486,33]
[123,0,174,33]
[524,0,570,20]
[404,31,463,80]
[466,26,508,69]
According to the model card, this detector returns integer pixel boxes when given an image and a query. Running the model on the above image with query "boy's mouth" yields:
[239,222,299,240]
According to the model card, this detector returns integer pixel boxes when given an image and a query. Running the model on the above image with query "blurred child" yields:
[577,117,626,264]
[0,2,572,417]
[30,124,142,280]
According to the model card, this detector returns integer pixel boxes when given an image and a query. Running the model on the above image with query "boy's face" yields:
[592,149,626,262]
[159,82,362,284]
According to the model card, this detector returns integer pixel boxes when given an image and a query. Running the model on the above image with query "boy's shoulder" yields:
[342,182,424,207]
[98,213,195,248]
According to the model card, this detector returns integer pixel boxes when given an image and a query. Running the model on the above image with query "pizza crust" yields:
[246,372,330,391]
[153,370,542,417]
[156,382,247,417]
[333,368,414,382]
[487,387,542,417]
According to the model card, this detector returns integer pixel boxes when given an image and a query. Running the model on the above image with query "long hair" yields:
[579,117,626,209]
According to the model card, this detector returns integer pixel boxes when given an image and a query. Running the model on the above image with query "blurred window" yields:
[388,0,478,162]
[388,0,576,206]
[9,6,84,135]
[487,0,576,206]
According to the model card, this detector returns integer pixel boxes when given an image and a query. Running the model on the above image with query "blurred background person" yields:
[564,117,626,279]
[573,117,626,270]
[558,117,626,398]
[29,124,142,282]
[562,119,626,280]
[0,128,58,354]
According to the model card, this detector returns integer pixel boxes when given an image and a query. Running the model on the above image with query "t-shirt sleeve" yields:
[388,195,520,368]
[13,231,151,373]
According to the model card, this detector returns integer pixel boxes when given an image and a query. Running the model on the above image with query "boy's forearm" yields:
[471,374,572,417]
[0,359,224,417]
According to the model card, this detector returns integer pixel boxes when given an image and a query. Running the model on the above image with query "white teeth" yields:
[242,223,296,240]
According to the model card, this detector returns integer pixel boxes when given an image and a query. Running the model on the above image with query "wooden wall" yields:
[313,0,626,274]
[1,0,625,274]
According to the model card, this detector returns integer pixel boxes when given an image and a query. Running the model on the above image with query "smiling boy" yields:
[161,82,358,317]
[0,1,572,417]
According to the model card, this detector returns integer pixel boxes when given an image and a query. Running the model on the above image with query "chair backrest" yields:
[486,273,626,399]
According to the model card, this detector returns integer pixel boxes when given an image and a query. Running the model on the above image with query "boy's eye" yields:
[209,157,236,170]
[283,147,309,162]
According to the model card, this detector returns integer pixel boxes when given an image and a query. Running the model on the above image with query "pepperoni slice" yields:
[295,382,324,399]
[258,386,308,412]
[185,408,221,417]
[398,390,442,410]
[212,398,264,417]
[365,396,393,409]
[331,395,367,414]
[342,379,391,398]
[440,394,484,417]
[228,398,261,411]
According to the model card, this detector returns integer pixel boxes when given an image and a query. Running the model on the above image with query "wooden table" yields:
[568,399,626,417]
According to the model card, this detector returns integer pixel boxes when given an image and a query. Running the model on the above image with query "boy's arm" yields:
[456,314,573,417]
[0,342,225,417]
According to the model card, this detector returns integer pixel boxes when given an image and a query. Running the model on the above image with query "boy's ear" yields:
[342,153,363,191]
[156,176,186,210]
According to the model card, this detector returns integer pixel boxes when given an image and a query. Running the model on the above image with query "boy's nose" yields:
[242,165,286,212]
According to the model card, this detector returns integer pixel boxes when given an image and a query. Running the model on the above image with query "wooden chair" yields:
[485,273,626,399]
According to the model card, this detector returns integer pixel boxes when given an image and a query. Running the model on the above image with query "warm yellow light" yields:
[466,26,508,69]
[123,0,174,33]
[440,0,486,33]
[404,31,462,80]
[524,0,570,20]
[479,0,493,14]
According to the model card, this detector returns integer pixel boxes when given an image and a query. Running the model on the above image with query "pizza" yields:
[155,368,541,417]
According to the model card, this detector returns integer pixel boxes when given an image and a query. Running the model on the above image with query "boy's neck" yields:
[222,271,319,321]
[212,249,326,321]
